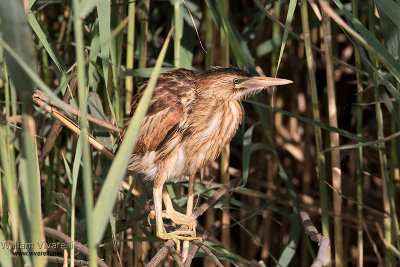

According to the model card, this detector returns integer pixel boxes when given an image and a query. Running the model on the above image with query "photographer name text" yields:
[0,241,73,250]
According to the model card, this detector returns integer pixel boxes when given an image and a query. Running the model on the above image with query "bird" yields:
[118,67,292,250]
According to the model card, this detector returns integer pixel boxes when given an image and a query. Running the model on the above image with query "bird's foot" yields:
[157,229,202,253]
[148,209,197,232]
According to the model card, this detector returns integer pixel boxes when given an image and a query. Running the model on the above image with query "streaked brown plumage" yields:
[119,67,292,249]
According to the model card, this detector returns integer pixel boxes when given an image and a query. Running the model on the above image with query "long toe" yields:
[166,209,197,230]
[157,230,202,254]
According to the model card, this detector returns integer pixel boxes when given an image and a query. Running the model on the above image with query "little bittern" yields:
[119,67,292,248]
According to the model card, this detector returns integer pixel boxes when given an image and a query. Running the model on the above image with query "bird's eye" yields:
[233,78,240,84]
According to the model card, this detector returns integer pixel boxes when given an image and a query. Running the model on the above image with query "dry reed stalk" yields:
[321,1,343,265]
[219,1,231,265]
[350,0,364,265]
[204,7,216,266]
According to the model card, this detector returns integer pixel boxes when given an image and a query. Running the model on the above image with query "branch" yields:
[300,211,330,267]
[39,71,78,165]
[32,92,115,159]
[47,256,90,266]
[33,90,120,133]
[192,241,223,267]
[44,227,108,267]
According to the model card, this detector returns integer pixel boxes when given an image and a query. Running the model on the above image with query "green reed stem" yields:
[173,1,181,68]
[204,6,214,69]
[219,1,231,263]
[367,1,399,265]
[0,126,19,241]
[351,1,364,266]
[300,0,329,239]
[138,0,149,82]
[125,0,135,114]
[322,0,343,265]
[72,6,97,265]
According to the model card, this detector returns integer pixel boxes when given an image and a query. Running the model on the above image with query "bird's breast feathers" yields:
[181,100,242,174]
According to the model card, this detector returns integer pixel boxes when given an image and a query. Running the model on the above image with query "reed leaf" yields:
[92,29,173,242]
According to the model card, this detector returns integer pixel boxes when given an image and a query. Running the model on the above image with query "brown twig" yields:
[363,222,383,266]
[39,73,78,165]
[44,227,108,267]
[33,90,120,133]
[193,241,224,267]
[375,222,400,258]
[145,178,240,267]
[169,247,185,267]
[47,256,90,266]
[307,0,322,21]
[300,211,331,267]
[184,220,221,266]
[32,92,115,159]
[186,221,254,267]
[33,91,144,198]
[43,208,66,226]
[55,4,70,51]
[5,115,23,124]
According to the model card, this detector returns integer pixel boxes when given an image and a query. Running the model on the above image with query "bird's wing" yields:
[119,86,184,153]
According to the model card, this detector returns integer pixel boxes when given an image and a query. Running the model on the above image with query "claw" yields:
[165,209,197,233]
[157,230,202,253]
[148,212,153,226]
[148,209,197,233]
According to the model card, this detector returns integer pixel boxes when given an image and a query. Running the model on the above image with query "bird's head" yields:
[196,67,292,100]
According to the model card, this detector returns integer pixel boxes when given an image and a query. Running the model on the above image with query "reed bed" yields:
[1,0,400,266]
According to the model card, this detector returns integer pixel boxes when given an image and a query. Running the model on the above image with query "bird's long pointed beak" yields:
[240,76,293,89]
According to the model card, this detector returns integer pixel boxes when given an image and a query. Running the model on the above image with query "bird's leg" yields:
[149,187,199,233]
[152,176,201,253]
[162,187,198,235]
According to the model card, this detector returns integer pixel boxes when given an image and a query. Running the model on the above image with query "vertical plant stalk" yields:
[0,126,19,241]
[56,4,71,52]
[135,0,150,262]
[3,63,11,118]
[204,7,215,266]
[220,1,231,266]
[138,0,149,74]
[22,101,46,267]
[300,0,330,240]
[110,0,126,126]
[261,0,281,261]
[134,191,144,266]
[367,1,399,264]
[1,63,19,242]
[204,7,214,70]
[375,81,393,266]
[125,0,136,114]
[351,1,364,266]
[70,183,76,267]
[4,0,47,264]
[173,1,181,68]
[39,41,51,86]
[322,1,343,266]
[72,4,97,265]
[69,134,81,267]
